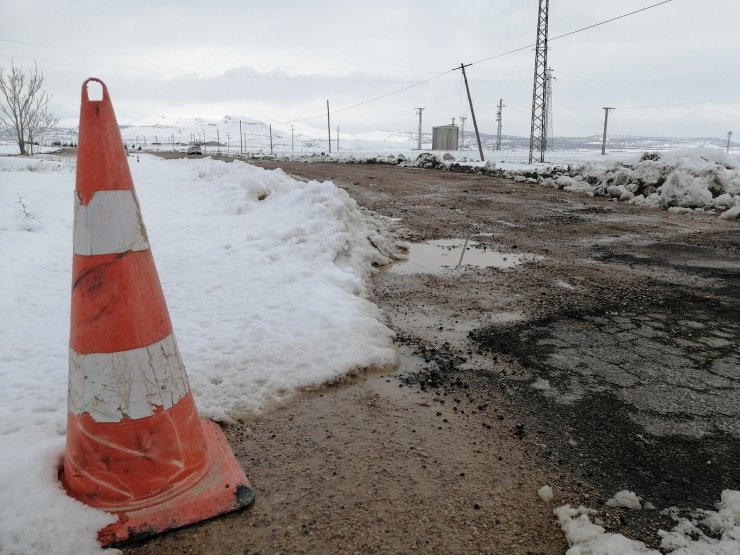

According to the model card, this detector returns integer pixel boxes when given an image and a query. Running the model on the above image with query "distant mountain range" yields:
[458,131,735,152]
[1,115,735,153]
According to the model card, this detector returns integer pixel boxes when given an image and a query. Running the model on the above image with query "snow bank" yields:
[555,489,740,555]
[246,148,740,218]
[0,154,404,554]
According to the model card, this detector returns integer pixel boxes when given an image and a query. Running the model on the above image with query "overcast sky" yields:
[1,0,739,138]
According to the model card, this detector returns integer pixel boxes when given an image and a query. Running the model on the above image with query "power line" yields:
[1,0,676,126]
[547,0,674,43]
[278,0,676,125]
[273,68,456,124]
[471,0,674,66]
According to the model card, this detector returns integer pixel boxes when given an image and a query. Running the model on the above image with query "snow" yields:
[659,490,740,554]
[236,147,740,219]
[555,490,740,555]
[0,142,59,155]
[555,504,662,554]
[538,485,554,502]
[607,490,643,510]
[0,153,404,554]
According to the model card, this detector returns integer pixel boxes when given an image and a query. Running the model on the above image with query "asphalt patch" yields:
[469,287,740,510]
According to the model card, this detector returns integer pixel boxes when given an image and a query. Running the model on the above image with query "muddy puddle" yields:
[390,238,541,274]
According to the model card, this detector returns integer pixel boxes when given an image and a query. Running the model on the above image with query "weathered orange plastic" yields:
[60,78,254,547]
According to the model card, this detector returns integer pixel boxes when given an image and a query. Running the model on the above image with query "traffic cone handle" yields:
[81,77,109,103]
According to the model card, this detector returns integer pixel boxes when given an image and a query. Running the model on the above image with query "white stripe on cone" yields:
[68,334,190,422]
[73,189,150,256]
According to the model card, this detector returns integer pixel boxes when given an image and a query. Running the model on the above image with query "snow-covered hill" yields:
[3,114,735,155]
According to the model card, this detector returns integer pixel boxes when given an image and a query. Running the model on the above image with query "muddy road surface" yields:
[127,156,739,554]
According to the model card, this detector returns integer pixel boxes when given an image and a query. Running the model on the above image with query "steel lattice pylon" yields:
[495,98,505,151]
[528,0,550,164]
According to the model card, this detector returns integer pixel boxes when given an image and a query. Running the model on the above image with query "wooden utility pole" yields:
[455,63,484,161]
[601,107,615,155]
[327,100,332,154]
[269,124,274,155]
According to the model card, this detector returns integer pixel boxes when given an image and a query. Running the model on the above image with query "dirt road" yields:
[127,156,739,554]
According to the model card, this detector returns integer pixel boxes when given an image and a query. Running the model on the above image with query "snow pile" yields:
[555,490,740,555]
[0,154,404,554]
[607,490,643,510]
[554,505,659,554]
[659,490,740,554]
[243,148,740,218]
[525,149,740,218]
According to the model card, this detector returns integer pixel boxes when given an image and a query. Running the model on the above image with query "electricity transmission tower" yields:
[495,98,505,150]
[528,0,550,164]
[415,107,425,149]
[545,68,555,151]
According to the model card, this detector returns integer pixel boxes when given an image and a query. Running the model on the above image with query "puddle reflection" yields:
[390,239,541,275]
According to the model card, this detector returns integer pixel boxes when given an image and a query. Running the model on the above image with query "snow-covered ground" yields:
[0,142,60,155]
[555,489,740,554]
[0,154,404,554]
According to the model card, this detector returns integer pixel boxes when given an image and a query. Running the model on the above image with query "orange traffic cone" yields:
[60,78,254,546]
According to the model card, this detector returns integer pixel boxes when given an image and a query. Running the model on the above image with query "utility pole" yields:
[337,126,339,151]
[601,107,615,155]
[495,98,506,150]
[216,129,220,154]
[327,100,332,154]
[727,131,734,154]
[414,107,425,150]
[460,116,467,150]
[239,120,243,155]
[269,124,274,155]
[291,124,295,152]
[528,0,550,163]
[453,63,484,161]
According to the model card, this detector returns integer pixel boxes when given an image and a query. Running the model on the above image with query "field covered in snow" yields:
[0,154,403,554]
